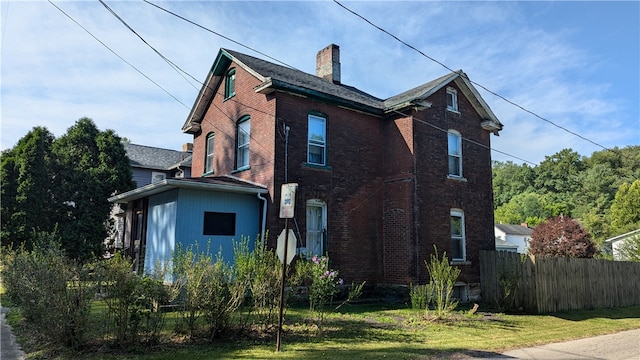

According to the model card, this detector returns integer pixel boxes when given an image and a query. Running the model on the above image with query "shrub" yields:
[294,255,343,324]
[1,233,94,349]
[97,253,168,344]
[233,235,282,332]
[529,215,597,258]
[425,246,460,318]
[409,283,431,310]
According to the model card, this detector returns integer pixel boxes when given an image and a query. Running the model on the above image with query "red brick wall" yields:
[190,61,495,286]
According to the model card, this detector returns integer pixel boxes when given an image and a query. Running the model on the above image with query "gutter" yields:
[257,193,268,247]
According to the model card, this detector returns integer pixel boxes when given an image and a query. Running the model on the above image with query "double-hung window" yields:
[225,68,236,99]
[446,87,458,112]
[205,132,214,174]
[307,114,326,165]
[236,116,250,169]
[306,199,327,257]
[450,209,466,261]
[448,130,462,177]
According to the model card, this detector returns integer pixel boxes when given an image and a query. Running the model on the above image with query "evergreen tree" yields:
[1,127,55,249]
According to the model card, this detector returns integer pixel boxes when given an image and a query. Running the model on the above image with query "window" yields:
[448,130,462,177]
[307,114,326,165]
[450,209,466,261]
[446,87,458,112]
[225,68,236,98]
[236,116,250,169]
[205,132,214,174]
[151,172,166,183]
[203,212,236,236]
[306,199,327,257]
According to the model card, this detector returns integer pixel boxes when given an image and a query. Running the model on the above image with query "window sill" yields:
[446,108,460,114]
[223,94,236,102]
[232,165,250,174]
[303,162,332,171]
[202,171,214,177]
[447,175,467,182]
[450,260,471,266]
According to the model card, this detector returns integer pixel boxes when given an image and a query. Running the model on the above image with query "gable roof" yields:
[183,48,503,134]
[124,143,192,171]
[495,237,519,250]
[605,229,640,243]
[108,175,268,204]
[495,224,534,236]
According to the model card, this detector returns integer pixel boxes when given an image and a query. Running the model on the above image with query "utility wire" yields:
[143,0,299,71]
[333,0,624,158]
[48,0,190,109]
[116,0,541,166]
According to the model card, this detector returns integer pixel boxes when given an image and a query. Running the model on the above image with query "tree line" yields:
[492,146,640,245]
[1,118,134,262]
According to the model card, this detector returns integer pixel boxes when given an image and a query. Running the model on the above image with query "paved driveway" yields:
[500,328,640,359]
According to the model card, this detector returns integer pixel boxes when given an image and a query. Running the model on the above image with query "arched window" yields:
[236,116,250,170]
[447,130,462,177]
[204,132,214,174]
[450,209,466,261]
[225,68,236,99]
[306,199,327,257]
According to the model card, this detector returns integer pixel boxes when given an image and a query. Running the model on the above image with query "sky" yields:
[1,1,638,165]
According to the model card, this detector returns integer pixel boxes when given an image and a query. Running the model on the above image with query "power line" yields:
[143,0,299,71]
[47,0,190,109]
[115,0,541,166]
[333,0,623,159]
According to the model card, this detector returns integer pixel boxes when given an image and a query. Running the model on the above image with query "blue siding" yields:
[175,188,261,264]
[144,189,178,278]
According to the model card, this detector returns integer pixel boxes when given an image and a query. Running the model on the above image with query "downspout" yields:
[257,192,267,247]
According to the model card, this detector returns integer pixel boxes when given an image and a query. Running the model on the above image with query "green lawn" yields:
[8,301,640,359]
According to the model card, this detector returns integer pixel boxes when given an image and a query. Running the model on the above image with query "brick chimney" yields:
[316,44,341,84]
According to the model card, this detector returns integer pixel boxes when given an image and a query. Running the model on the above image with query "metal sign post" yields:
[276,183,297,352]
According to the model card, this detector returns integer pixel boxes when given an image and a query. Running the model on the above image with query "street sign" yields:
[279,183,298,218]
[276,229,297,265]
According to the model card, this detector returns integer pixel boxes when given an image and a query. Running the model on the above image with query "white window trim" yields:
[307,114,327,166]
[205,133,214,174]
[236,118,250,169]
[304,198,327,258]
[448,130,463,178]
[450,209,466,261]
[446,87,459,113]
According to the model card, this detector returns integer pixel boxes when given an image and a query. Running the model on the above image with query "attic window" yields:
[446,87,458,112]
[225,68,236,99]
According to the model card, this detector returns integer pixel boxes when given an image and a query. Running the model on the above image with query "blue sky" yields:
[1,1,638,165]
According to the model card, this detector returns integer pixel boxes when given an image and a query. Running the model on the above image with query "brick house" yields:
[180,44,503,296]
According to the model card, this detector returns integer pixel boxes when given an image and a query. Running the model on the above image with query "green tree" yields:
[1,127,55,249]
[610,180,640,234]
[492,160,535,209]
[494,192,567,227]
[534,148,584,210]
[529,215,597,258]
[51,118,134,261]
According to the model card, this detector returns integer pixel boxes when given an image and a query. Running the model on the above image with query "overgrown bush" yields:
[97,253,168,344]
[409,283,431,310]
[293,255,343,324]
[1,232,94,349]
[170,243,243,339]
[494,259,522,312]
[425,246,460,318]
[233,235,282,332]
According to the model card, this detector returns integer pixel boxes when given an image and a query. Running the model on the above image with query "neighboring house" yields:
[495,237,519,253]
[107,143,193,261]
[111,44,503,298]
[606,229,640,261]
[494,223,533,254]
[124,143,193,186]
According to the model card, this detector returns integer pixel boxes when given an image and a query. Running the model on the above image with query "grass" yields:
[6,301,640,359]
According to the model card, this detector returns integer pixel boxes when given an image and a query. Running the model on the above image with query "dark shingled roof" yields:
[495,224,534,236]
[124,143,192,171]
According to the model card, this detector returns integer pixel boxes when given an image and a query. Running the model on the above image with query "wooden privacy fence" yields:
[480,251,640,313]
